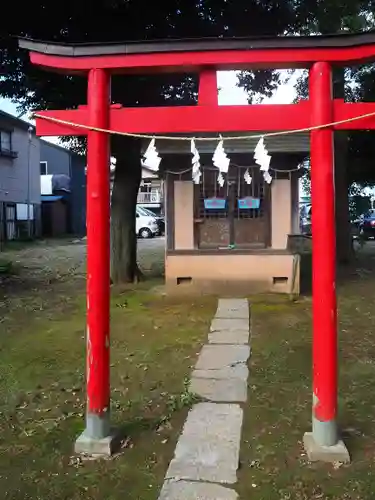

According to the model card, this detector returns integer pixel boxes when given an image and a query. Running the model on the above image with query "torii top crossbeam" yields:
[19,30,375,72]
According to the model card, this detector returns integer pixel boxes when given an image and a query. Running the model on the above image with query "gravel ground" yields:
[2,236,374,286]
[1,236,165,283]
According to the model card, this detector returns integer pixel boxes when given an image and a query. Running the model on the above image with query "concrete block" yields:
[208,330,249,345]
[193,363,249,381]
[195,345,250,371]
[303,432,351,463]
[74,431,118,457]
[210,318,249,332]
[159,480,238,500]
[190,377,248,403]
[215,299,249,320]
[166,403,243,484]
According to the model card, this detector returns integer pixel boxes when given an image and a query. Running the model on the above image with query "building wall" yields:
[0,114,88,241]
[111,167,163,213]
[40,141,86,236]
[0,115,41,241]
[0,122,41,205]
[173,181,195,250]
[166,253,300,295]
[40,141,71,176]
[271,179,292,249]
[70,154,87,235]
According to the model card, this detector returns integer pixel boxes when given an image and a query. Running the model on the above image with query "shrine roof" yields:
[18,31,375,57]
[153,132,310,155]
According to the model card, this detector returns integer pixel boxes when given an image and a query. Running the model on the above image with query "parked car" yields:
[358,209,375,239]
[300,204,312,235]
[136,206,158,238]
[136,205,165,235]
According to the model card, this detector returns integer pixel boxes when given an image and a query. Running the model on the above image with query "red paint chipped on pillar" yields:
[309,61,338,423]
[86,68,111,414]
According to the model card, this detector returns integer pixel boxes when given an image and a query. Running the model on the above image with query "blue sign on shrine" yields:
[204,197,227,210]
[238,197,260,209]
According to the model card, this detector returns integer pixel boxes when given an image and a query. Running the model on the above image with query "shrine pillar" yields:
[75,68,114,455]
[303,62,349,462]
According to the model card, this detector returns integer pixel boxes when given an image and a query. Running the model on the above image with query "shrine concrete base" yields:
[75,431,118,457]
[75,413,118,457]
[303,432,351,464]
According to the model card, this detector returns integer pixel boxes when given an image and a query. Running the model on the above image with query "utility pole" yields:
[27,126,33,238]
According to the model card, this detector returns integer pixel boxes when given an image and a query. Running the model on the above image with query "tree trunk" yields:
[333,68,353,264]
[110,137,143,284]
[334,133,353,264]
[317,20,353,265]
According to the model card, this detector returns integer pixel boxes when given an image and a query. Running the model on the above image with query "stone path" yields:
[158,298,250,500]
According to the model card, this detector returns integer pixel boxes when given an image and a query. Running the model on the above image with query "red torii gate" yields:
[19,32,375,461]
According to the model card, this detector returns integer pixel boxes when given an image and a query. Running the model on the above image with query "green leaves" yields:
[0,1,299,113]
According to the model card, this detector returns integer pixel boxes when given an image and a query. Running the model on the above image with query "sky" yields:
[217,70,299,105]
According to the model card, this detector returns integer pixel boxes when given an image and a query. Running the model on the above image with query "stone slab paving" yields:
[165,403,243,484]
[193,364,249,381]
[159,481,238,500]
[208,329,249,345]
[215,298,249,320]
[158,298,250,499]
[210,318,249,332]
[190,377,248,403]
[195,345,250,371]
[191,350,249,403]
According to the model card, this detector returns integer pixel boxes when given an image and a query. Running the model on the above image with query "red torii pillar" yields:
[303,62,350,462]
[75,69,114,455]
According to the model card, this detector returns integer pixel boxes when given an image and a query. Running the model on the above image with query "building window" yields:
[40,161,48,175]
[195,165,269,249]
[5,203,16,241]
[0,130,12,153]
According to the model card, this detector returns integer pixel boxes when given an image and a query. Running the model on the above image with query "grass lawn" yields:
[0,274,216,499]
[239,264,375,500]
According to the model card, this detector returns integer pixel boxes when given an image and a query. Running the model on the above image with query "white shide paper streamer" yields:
[142,138,161,171]
[254,137,272,184]
[191,139,202,184]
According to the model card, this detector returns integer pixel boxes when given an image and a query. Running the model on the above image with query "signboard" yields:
[204,197,226,210]
[238,197,260,209]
